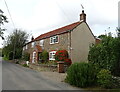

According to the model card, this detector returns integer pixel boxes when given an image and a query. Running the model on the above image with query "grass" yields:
[38,60,57,65]
[22,64,29,67]
[3,56,9,61]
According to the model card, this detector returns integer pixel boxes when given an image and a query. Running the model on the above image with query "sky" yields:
[0,0,119,48]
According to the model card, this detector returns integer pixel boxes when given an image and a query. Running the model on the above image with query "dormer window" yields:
[50,35,58,44]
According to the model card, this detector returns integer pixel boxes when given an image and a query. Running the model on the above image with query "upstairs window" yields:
[31,42,35,48]
[49,51,56,60]
[40,40,44,46]
[50,35,58,44]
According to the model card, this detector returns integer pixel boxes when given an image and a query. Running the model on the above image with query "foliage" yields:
[55,50,72,65]
[22,63,29,67]
[66,62,97,88]
[64,58,72,66]
[41,50,49,62]
[0,9,8,39]
[8,51,13,60]
[2,29,29,60]
[97,69,112,88]
[88,35,120,76]
[112,76,120,88]
[55,50,68,61]
[98,34,107,40]
[22,52,30,61]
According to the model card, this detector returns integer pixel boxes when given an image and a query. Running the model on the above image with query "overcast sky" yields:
[0,0,119,48]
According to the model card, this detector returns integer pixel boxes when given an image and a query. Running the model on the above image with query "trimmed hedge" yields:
[66,62,97,88]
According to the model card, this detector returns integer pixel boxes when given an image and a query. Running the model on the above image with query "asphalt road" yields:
[2,59,81,90]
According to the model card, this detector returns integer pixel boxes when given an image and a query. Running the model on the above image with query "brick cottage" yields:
[23,10,98,63]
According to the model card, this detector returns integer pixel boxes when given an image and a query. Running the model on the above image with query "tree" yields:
[88,34,120,76]
[2,29,29,60]
[0,9,8,39]
[98,34,107,39]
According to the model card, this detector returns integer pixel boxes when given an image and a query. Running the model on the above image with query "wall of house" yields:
[23,42,35,62]
[71,22,95,63]
[43,33,70,54]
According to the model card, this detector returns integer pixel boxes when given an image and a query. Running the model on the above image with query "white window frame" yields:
[50,35,59,44]
[31,42,35,48]
[40,40,44,46]
[49,51,56,60]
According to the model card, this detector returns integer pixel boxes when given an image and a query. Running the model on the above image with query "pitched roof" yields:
[33,21,81,41]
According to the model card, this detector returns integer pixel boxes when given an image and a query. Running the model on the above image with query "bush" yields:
[22,52,30,61]
[88,36,120,76]
[22,64,29,67]
[97,69,112,88]
[9,52,13,60]
[55,50,68,61]
[64,58,72,66]
[55,50,72,66]
[66,62,97,88]
[41,50,49,62]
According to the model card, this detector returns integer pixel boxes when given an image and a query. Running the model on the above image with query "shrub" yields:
[41,50,49,62]
[22,64,29,67]
[55,50,68,61]
[9,52,13,60]
[66,62,97,88]
[55,50,72,66]
[64,58,72,66]
[22,52,30,61]
[88,36,120,76]
[97,69,112,88]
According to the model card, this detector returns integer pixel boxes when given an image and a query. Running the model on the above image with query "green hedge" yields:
[88,36,120,76]
[97,69,112,88]
[66,62,97,88]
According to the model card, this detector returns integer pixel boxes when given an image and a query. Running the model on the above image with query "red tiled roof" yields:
[36,45,42,52]
[34,21,81,41]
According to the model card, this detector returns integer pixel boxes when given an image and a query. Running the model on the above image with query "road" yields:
[2,59,81,90]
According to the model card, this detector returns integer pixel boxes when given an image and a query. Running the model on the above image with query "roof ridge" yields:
[34,21,81,41]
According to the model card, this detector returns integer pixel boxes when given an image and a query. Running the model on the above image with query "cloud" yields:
[0,0,119,47]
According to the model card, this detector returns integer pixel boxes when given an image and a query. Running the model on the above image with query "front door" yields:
[32,51,36,63]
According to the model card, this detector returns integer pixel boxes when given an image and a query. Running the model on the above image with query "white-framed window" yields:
[40,40,44,46]
[31,42,35,48]
[50,35,58,44]
[49,51,56,60]
[25,45,28,49]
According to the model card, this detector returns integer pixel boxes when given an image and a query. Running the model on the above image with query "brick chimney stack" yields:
[80,10,86,22]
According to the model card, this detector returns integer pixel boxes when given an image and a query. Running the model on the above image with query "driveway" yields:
[2,59,81,90]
